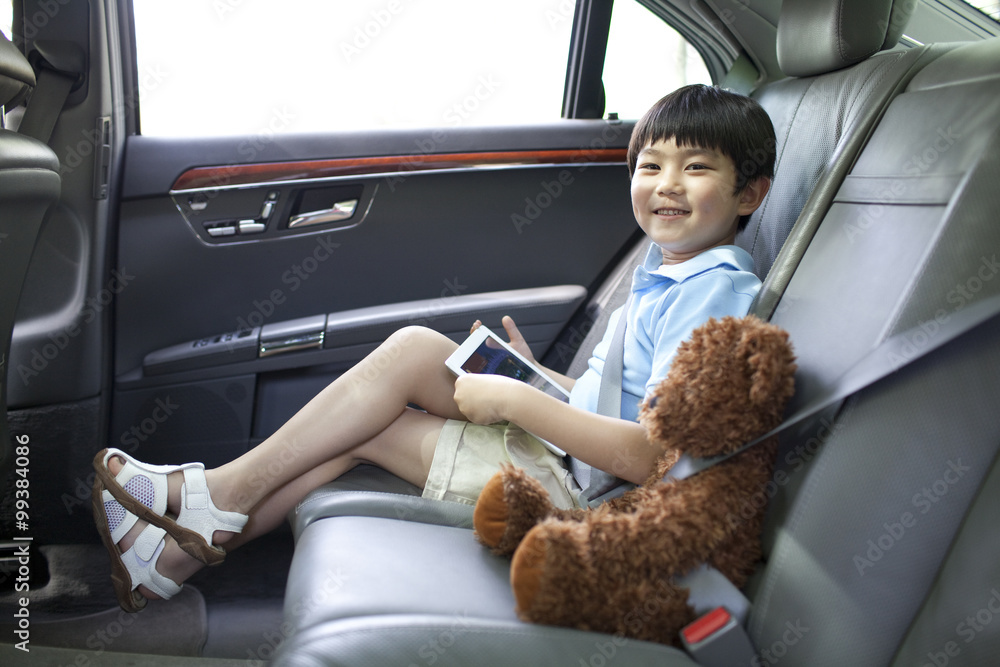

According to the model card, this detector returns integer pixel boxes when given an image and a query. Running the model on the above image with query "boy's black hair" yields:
[628,84,776,230]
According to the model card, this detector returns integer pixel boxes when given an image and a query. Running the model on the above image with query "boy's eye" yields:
[638,163,660,171]
[686,163,709,171]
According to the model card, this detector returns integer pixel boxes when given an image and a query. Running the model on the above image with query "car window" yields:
[961,0,999,21]
[602,0,711,120]
[131,0,711,137]
[132,0,577,137]
[1,0,11,40]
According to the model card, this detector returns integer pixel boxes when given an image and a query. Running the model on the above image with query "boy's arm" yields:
[453,374,657,484]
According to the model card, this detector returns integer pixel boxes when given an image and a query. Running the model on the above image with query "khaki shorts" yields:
[422,420,582,510]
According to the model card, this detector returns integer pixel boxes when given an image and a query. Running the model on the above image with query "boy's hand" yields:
[470,315,538,365]
[453,373,522,425]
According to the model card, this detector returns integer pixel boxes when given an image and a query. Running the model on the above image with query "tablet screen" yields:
[460,337,568,401]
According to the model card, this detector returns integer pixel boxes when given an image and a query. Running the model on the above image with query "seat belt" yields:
[671,293,1000,665]
[665,290,1000,483]
[572,294,638,504]
[574,290,758,664]
[579,291,1000,665]
[18,40,85,144]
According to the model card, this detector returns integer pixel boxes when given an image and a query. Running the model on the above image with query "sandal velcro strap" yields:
[93,448,248,567]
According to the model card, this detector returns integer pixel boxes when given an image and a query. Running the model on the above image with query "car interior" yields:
[1,0,999,665]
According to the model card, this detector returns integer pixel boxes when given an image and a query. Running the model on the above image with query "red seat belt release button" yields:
[681,606,757,667]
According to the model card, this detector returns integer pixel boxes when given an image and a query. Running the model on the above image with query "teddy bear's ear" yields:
[739,317,797,407]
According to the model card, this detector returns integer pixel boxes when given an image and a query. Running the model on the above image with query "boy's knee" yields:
[389,325,433,346]
[385,325,451,356]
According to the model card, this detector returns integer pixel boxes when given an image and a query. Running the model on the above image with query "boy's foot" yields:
[91,449,248,611]
[92,448,248,566]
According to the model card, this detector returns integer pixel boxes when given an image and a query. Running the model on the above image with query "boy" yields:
[92,84,776,611]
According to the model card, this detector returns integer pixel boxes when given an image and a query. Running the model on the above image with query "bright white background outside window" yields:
[133,0,576,137]
[2,0,12,39]
[603,0,710,120]
[132,0,709,137]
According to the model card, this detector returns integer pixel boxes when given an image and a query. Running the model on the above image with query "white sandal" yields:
[92,448,248,566]
[93,488,181,612]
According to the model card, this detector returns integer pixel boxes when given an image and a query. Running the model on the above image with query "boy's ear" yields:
[737,177,771,216]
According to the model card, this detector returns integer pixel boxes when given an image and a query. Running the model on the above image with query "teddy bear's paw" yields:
[473,470,509,550]
[510,524,548,615]
[474,464,559,555]
[511,522,592,625]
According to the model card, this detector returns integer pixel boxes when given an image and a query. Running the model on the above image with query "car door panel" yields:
[112,121,637,464]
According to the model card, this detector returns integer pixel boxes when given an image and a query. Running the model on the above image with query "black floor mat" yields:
[0,585,208,656]
[0,531,294,659]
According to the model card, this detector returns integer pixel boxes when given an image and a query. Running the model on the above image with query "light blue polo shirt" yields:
[569,243,760,423]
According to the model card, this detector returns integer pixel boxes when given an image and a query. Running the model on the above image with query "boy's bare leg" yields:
[206,325,467,513]
[104,326,465,598]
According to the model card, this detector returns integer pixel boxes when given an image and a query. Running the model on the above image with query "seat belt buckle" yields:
[680,606,756,667]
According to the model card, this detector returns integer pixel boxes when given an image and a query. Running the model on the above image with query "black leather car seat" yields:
[273,1,1000,664]
[0,35,61,478]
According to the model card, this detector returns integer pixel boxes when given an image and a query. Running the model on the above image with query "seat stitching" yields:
[749,81,811,267]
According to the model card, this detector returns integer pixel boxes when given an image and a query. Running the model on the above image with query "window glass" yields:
[602,0,711,120]
[131,0,575,137]
[1,0,12,40]
[960,0,999,21]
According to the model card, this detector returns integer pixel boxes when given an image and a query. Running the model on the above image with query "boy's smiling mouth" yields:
[654,207,690,216]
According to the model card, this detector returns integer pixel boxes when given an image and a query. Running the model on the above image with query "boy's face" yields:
[630,138,764,265]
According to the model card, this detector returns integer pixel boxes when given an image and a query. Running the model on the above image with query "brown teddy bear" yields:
[473,315,796,646]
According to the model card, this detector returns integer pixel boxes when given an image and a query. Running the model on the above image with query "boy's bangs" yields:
[641,105,735,159]
[627,85,776,189]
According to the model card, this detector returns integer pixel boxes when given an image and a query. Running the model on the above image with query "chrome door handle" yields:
[288,199,359,229]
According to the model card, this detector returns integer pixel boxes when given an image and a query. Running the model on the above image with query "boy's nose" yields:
[656,170,683,195]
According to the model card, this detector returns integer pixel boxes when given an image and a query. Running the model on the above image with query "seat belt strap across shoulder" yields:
[666,291,1000,482]
[595,294,631,418]
[17,65,74,143]
[574,295,635,502]
[673,295,1000,666]
[18,40,86,144]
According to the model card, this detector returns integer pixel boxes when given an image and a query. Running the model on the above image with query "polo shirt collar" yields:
[632,242,755,291]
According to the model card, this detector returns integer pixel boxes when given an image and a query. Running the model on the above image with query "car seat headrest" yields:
[777,0,916,78]
[0,34,35,109]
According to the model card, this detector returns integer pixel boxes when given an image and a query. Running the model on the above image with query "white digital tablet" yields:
[446,326,571,456]
[446,326,571,400]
